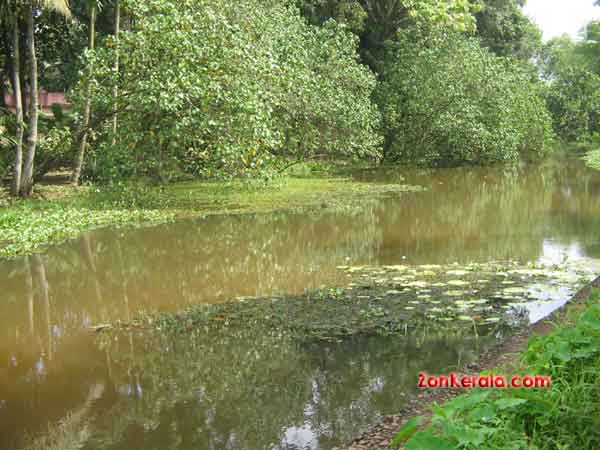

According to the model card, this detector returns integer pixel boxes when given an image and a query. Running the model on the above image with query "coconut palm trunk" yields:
[72,4,96,185]
[20,2,37,196]
[112,0,120,144]
[11,10,24,197]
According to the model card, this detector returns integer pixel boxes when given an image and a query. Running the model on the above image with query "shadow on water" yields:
[1,158,600,449]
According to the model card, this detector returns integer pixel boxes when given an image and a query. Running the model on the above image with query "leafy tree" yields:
[111,0,120,143]
[585,149,600,171]
[72,0,101,185]
[35,9,86,91]
[541,31,600,142]
[578,21,600,75]
[297,0,480,71]
[1,0,71,197]
[75,0,381,182]
[378,30,553,165]
[473,0,542,60]
[1,1,26,195]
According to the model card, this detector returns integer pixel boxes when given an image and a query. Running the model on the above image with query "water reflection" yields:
[1,159,600,449]
[87,327,485,450]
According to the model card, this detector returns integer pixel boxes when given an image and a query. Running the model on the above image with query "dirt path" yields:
[334,276,600,450]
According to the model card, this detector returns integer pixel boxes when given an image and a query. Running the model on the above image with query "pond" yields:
[1,158,600,450]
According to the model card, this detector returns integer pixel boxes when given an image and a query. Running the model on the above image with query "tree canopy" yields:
[378,30,553,165]
[3,0,599,194]
[76,0,381,181]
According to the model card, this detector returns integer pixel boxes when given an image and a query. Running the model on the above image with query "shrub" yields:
[378,31,554,166]
[545,68,600,142]
[585,148,600,171]
[74,0,381,182]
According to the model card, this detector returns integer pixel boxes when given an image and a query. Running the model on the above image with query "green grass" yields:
[388,289,600,450]
[0,175,422,259]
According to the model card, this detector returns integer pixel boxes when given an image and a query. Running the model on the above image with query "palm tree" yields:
[10,5,25,196]
[72,0,100,185]
[0,1,25,196]
[112,0,120,144]
[22,0,71,196]
[4,0,70,197]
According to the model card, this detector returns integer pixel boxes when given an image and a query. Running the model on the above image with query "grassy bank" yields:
[0,174,422,259]
[389,288,600,450]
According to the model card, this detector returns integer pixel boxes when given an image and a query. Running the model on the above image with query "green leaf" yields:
[390,416,424,448]
[405,430,455,450]
[494,397,528,410]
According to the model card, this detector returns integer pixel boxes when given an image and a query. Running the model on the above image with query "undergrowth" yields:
[388,289,600,450]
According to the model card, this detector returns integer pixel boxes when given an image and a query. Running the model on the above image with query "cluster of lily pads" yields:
[337,259,598,327]
[132,259,597,343]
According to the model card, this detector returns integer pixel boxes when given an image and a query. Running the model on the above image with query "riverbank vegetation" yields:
[0,174,423,258]
[1,0,599,200]
[2,0,599,257]
[389,288,600,450]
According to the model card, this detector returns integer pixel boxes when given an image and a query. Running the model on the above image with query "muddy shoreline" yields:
[335,276,600,450]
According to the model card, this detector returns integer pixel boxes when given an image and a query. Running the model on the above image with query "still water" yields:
[1,159,600,450]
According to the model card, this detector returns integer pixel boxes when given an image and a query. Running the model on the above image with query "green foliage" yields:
[34,123,73,178]
[86,181,170,209]
[545,68,600,142]
[75,0,381,182]
[297,0,480,71]
[0,199,173,259]
[0,110,75,181]
[378,31,554,165]
[584,148,600,171]
[542,31,600,142]
[0,174,423,258]
[474,0,542,60]
[392,291,600,450]
[36,8,88,91]
[578,21,600,75]
[0,115,14,180]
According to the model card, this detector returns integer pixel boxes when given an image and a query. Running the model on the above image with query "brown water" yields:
[1,158,600,450]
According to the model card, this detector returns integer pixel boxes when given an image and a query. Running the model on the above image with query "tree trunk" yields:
[0,72,6,110]
[112,0,120,145]
[11,12,24,197]
[72,5,96,185]
[20,3,38,197]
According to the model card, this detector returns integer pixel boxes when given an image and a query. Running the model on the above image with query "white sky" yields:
[523,0,600,40]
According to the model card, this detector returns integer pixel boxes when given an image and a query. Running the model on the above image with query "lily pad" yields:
[503,287,527,294]
[447,270,469,276]
[384,265,408,272]
[485,317,501,323]
[444,290,466,297]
